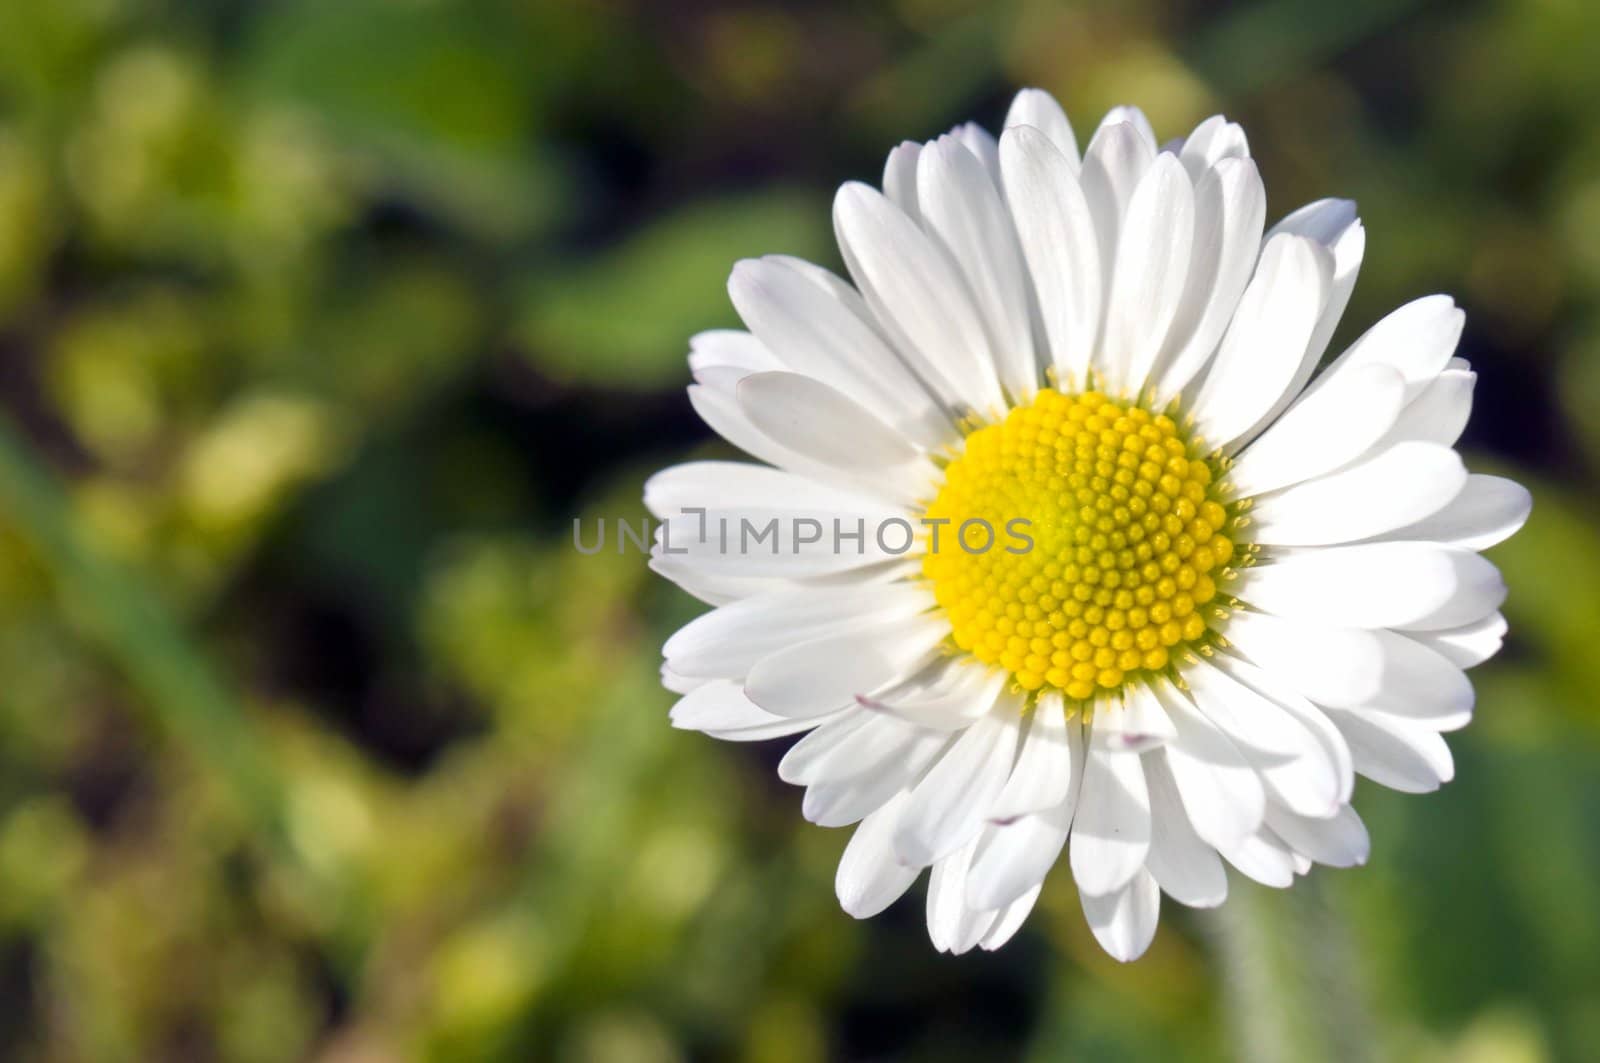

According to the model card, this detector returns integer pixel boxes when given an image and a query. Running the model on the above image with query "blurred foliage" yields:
[0,0,1598,1060]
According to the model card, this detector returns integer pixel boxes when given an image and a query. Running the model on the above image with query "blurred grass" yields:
[0,0,1598,1060]
[0,411,284,836]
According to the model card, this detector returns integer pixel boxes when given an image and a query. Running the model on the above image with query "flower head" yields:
[647,90,1530,960]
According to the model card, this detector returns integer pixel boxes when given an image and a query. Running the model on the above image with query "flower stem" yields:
[1206,874,1377,1063]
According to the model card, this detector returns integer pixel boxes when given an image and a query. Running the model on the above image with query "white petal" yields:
[727,257,949,448]
[990,692,1083,821]
[1096,153,1194,396]
[687,368,932,503]
[1095,683,1176,753]
[1265,803,1369,868]
[1266,197,1357,251]
[918,135,1038,402]
[882,141,922,221]
[1148,678,1266,848]
[1069,729,1151,895]
[1183,656,1340,818]
[1379,366,1474,447]
[1228,364,1406,497]
[1352,628,1474,729]
[1176,115,1249,180]
[1247,200,1365,434]
[768,251,908,360]
[999,126,1102,388]
[836,792,920,917]
[859,660,1005,731]
[737,371,924,470]
[1210,652,1354,804]
[661,664,709,695]
[687,379,837,487]
[782,710,926,787]
[1189,233,1333,449]
[1378,474,1532,551]
[1217,829,1297,887]
[968,805,1071,910]
[1311,294,1465,404]
[1005,87,1079,168]
[1079,122,1156,286]
[664,582,933,678]
[1325,708,1454,793]
[1235,542,1506,630]
[670,680,837,741]
[950,122,1000,183]
[834,182,1005,411]
[1408,612,1506,669]
[1142,750,1228,907]
[1249,442,1468,546]
[688,329,782,377]
[745,614,949,718]
[1221,611,1387,707]
[648,553,786,607]
[979,884,1044,951]
[894,712,1022,865]
[926,835,996,954]
[1281,834,1320,877]
[778,710,874,784]
[1097,106,1158,152]
[645,460,907,521]
[801,726,952,828]
[1150,157,1267,404]
[1182,655,1324,760]
[800,730,947,832]
[1081,867,1161,962]
[655,507,904,580]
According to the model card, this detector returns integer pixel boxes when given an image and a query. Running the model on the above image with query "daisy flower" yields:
[647,89,1530,960]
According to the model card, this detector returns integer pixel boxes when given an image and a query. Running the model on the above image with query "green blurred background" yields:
[0,0,1597,1059]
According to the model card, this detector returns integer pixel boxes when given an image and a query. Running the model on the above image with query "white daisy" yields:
[646,89,1531,961]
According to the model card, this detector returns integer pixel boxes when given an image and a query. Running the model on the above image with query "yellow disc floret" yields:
[920,388,1235,701]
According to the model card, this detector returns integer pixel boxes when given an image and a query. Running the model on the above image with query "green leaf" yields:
[516,191,831,389]
[242,0,561,240]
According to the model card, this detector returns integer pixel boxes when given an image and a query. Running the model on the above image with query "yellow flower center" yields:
[920,388,1236,701]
